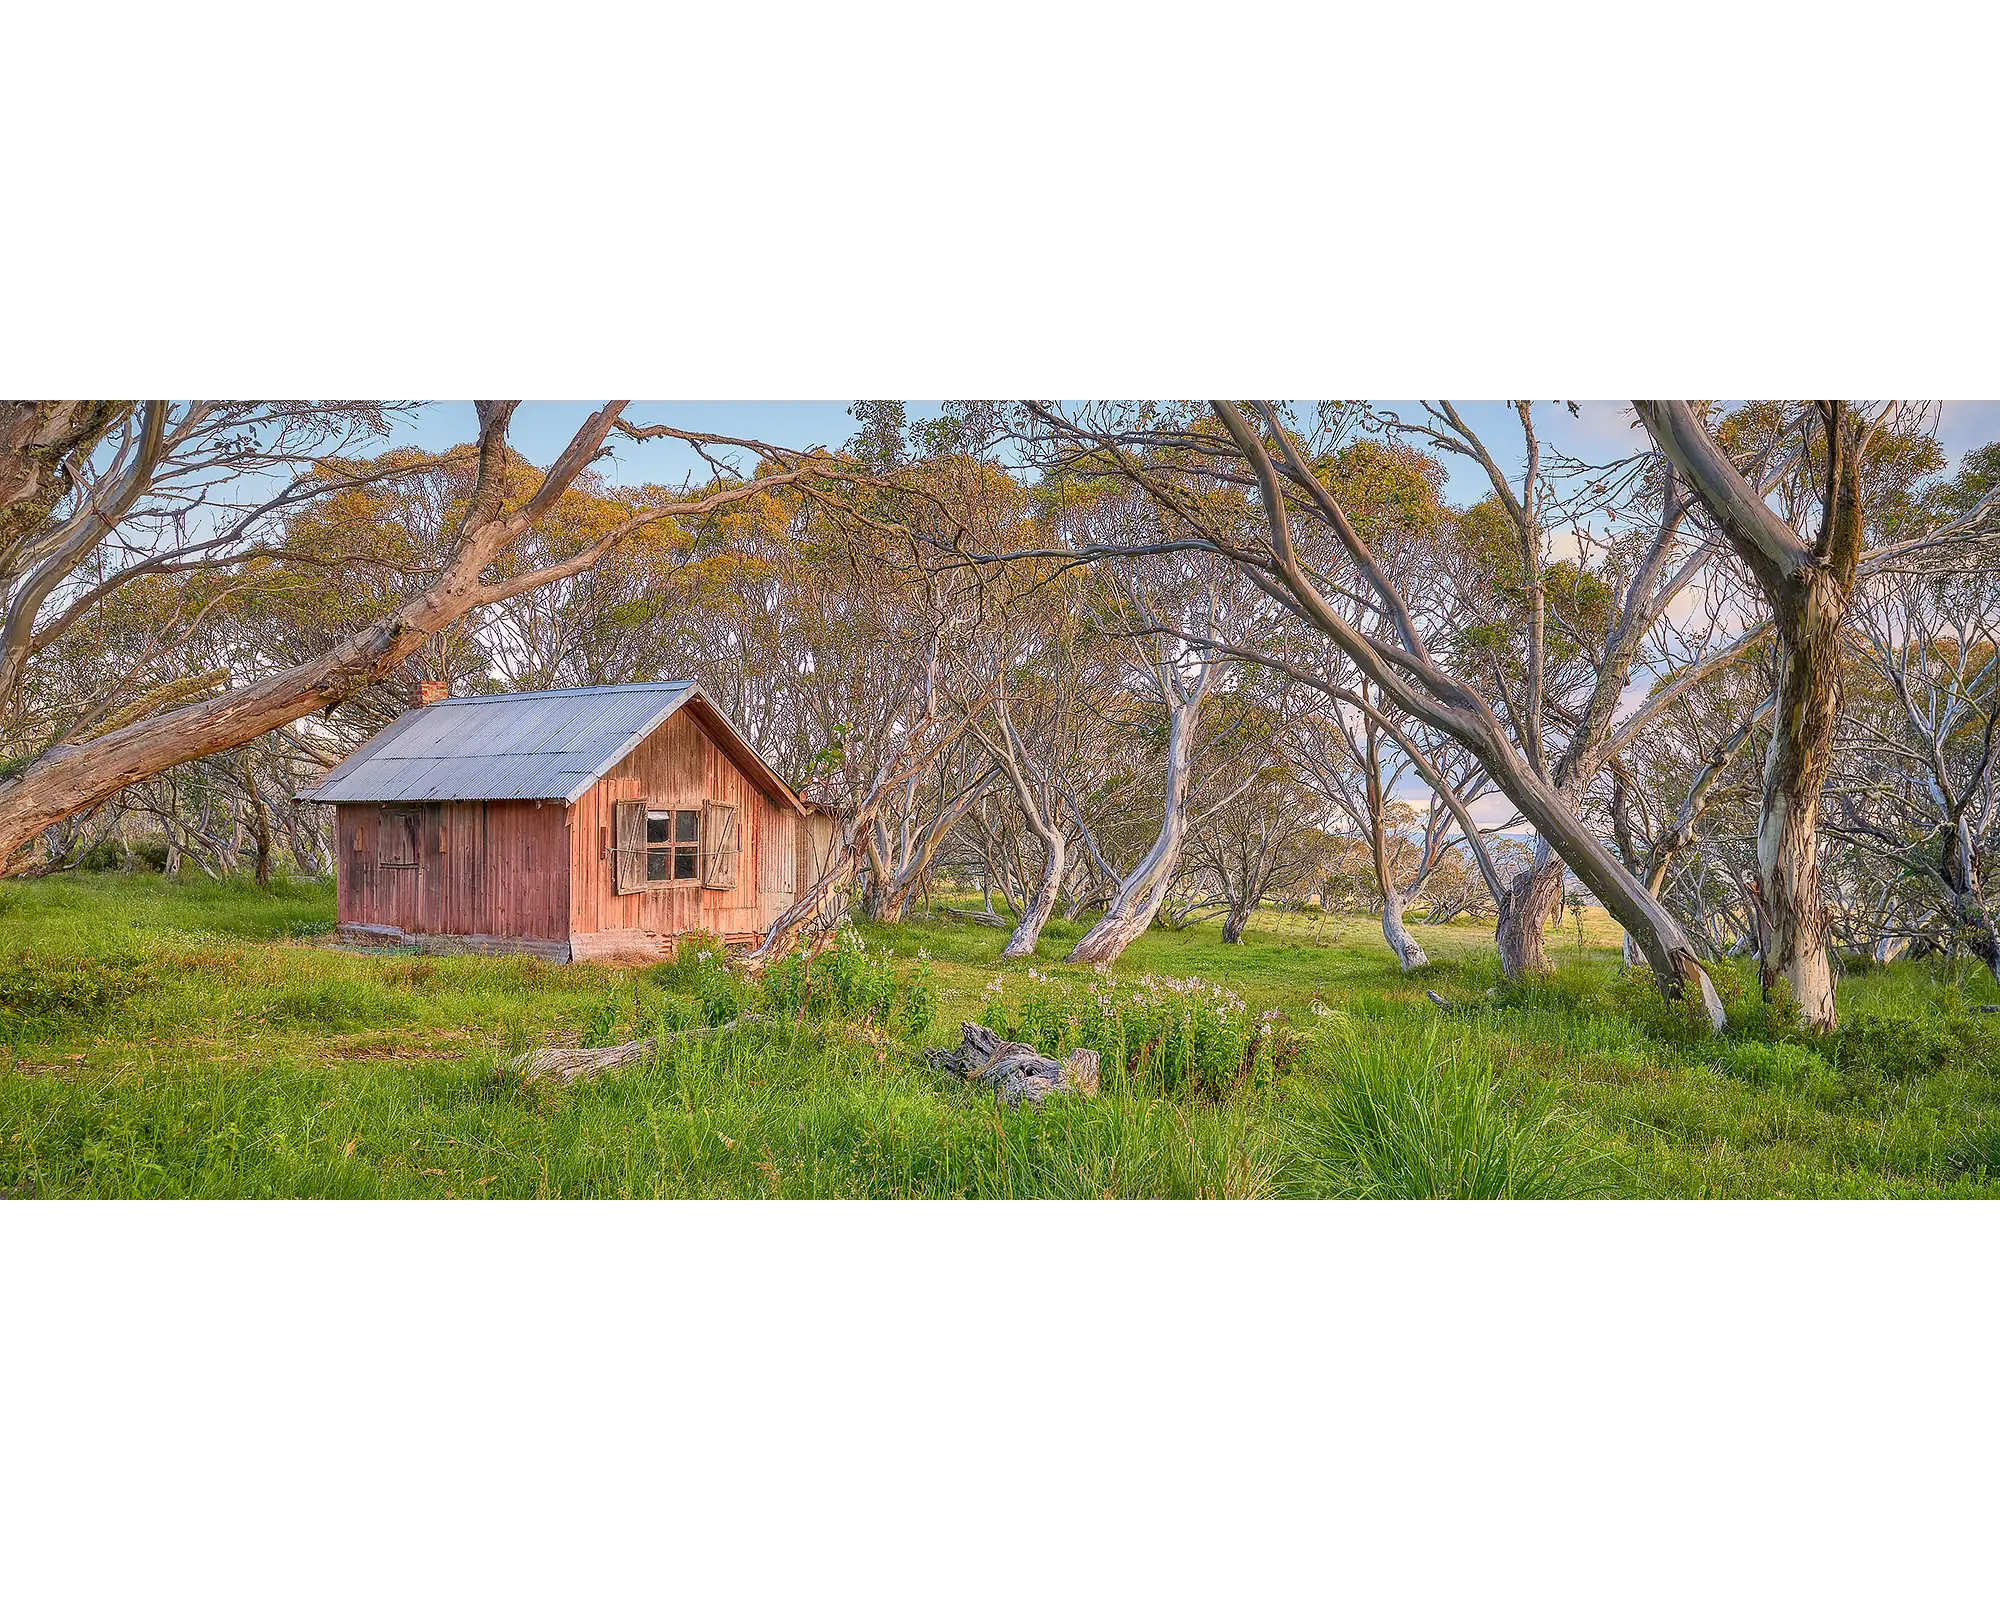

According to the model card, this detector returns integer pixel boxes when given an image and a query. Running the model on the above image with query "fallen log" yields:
[1425,987,1499,1014]
[508,1015,774,1083]
[924,1020,1099,1108]
[943,906,1009,928]
[508,1037,657,1084]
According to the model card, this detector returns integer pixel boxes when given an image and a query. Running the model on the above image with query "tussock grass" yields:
[2,876,1997,1198]
[1282,1020,1622,1198]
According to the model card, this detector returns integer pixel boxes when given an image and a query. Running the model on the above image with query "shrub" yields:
[990,968,1281,1103]
[1824,1007,1988,1079]
[751,927,933,1037]
[75,838,170,873]
[1945,1118,2000,1182]
[1285,1022,1620,1198]
[577,983,625,1048]
[0,950,155,1028]
[759,949,812,1019]
[815,926,899,1026]
[898,947,936,1039]
[693,948,743,1027]
[1709,1038,1832,1090]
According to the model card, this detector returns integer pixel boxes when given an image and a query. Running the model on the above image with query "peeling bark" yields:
[1636,400,1866,1030]
[1494,851,1564,981]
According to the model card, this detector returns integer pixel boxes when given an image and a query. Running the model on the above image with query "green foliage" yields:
[577,983,625,1049]
[0,950,156,1035]
[986,966,1285,1103]
[1709,1039,1833,1091]
[753,927,933,1038]
[697,957,743,1027]
[1823,1005,1991,1081]
[898,948,936,1039]
[76,838,171,873]
[1284,1021,1620,1199]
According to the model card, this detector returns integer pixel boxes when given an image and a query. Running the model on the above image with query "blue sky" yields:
[386,399,2000,507]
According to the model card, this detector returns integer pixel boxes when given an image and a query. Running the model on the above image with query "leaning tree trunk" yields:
[1065,695,1198,967]
[1003,831,1066,958]
[1364,772,1428,972]
[1479,758,1722,1026]
[1634,397,1871,1032]
[1199,400,1723,1026]
[1380,885,1429,973]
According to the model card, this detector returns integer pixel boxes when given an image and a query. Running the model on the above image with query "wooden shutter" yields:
[378,807,419,868]
[613,800,645,894]
[701,801,739,889]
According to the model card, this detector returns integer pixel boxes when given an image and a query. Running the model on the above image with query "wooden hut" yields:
[299,680,808,962]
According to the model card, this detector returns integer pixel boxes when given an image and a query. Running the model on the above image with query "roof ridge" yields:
[427,679,695,706]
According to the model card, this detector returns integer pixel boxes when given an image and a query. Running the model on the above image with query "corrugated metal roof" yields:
[298,682,701,804]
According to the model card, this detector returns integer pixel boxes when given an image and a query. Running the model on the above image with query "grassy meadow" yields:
[1,873,1997,1198]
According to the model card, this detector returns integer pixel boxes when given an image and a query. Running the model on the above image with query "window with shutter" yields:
[701,801,739,889]
[613,800,645,894]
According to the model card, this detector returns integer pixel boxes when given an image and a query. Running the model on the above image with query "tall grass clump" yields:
[1284,1019,1620,1198]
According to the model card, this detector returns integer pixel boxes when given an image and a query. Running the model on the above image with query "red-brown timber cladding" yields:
[567,702,796,942]
[336,799,571,941]
[335,703,797,954]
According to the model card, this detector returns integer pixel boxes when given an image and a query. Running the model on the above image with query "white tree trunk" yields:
[1003,832,1065,958]
[1065,697,1196,966]
[1873,934,1912,965]
[1381,886,1429,972]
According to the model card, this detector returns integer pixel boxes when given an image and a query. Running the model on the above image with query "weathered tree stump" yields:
[925,1021,1099,1108]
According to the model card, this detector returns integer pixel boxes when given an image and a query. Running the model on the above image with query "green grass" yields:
[2,875,1997,1198]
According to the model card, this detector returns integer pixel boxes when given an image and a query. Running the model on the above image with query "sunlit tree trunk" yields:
[1004,830,1066,958]
[1379,884,1428,972]
[1066,690,1199,966]
[1363,744,1428,971]
[1755,604,1843,1022]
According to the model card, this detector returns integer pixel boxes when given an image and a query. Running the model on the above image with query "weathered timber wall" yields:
[335,799,570,943]
[567,705,797,946]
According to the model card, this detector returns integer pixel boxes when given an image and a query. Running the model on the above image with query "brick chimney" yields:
[412,680,449,709]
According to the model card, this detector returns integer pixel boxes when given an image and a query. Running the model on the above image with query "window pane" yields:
[675,809,699,842]
[674,844,698,880]
[646,847,668,881]
[646,811,670,845]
